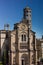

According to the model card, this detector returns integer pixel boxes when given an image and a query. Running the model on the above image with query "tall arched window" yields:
[21,35,26,41]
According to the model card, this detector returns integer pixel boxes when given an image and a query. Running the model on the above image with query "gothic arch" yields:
[21,54,29,65]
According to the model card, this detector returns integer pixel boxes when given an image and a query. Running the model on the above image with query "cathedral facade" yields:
[0,7,43,65]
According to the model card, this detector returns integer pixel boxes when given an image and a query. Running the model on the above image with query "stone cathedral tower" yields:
[23,7,32,29]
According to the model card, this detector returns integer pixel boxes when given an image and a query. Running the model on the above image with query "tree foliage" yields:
[0,62,3,65]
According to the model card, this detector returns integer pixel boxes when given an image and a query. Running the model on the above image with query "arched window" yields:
[21,35,26,41]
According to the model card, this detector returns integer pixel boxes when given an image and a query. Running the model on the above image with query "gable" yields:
[17,22,28,31]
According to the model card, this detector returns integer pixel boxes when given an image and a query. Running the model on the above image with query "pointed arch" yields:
[21,54,29,65]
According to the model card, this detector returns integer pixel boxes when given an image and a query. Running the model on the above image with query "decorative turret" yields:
[4,24,10,30]
[23,7,32,29]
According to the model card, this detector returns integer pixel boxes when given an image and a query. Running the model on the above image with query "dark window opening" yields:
[26,15,28,16]
[6,33,8,38]
[22,35,23,41]
[24,35,26,41]
[26,11,28,13]
[21,35,26,41]
[22,60,24,65]
[22,60,25,65]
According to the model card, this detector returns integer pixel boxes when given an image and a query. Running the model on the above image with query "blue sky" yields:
[0,0,43,38]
